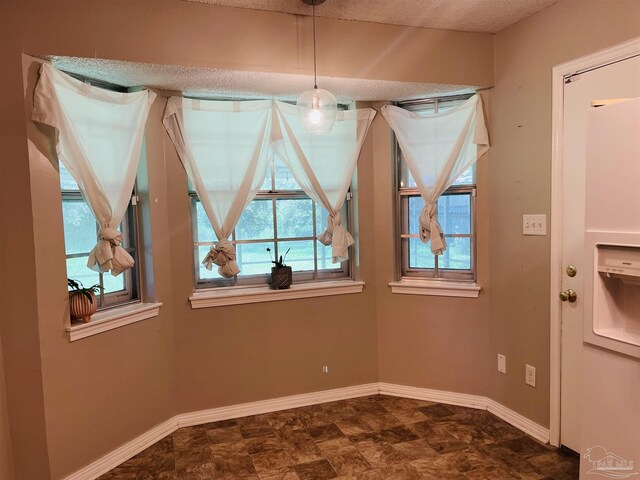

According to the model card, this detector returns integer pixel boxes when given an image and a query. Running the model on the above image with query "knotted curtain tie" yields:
[87,227,135,276]
[419,203,447,255]
[317,211,354,263]
[202,238,240,278]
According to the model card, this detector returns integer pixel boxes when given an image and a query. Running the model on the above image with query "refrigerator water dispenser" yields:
[590,244,640,355]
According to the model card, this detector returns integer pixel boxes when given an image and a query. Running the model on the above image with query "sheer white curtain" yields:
[32,63,156,275]
[163,97,273,277]
[273,101,376,263]
[381,95,489,255]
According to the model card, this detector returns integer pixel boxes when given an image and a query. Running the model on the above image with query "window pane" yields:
[274,156,301,190]
[66,256,99,289]
[195,202,218,243]
[452,165,475,186]
[276,199,313,238]
[438,194,471,234]
[439,237,471,270]
[237,242,274,276]
[317,243,340,271]
[408,196,425,235]
[102,272,125,294]
[236,199,274,240]
[62,200,97,254]
[408,238,435,269]
[277,240,314,272]
[197,246,223,281]
[59,163,79,190]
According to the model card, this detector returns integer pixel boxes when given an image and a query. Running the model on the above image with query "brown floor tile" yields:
[206,424,243,444]
[172,427,209,451]
[375,462,422,479]
[323,445,371,476]
[99,395,577,480]
[358,443,407,468]
[294,459,338,480]
[378,425,420,444]
[307,423,346,443]
[336,416,375,436]
[418,403,455,420]
[200,418,237,430]
[245,433,286,455]
[251,448,294,473]
[347,431,385,449]
[258,466,301,479]
[267,410,305,431]
[339,470,381,480]
[389,409,429,424]
[278,428,323,464]
[391,439,438,460]
[409,454,462,477]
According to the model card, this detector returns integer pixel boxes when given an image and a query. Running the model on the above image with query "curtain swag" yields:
[163,98,375,276]
[163,97,274,278]
[32,63,156,275]
[272,101,376,263]
[381,95,490,255]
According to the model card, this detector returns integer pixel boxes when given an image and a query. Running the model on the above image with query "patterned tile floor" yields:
[99,395,579,479]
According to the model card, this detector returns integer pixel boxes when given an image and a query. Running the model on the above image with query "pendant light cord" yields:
[312,1,318,89]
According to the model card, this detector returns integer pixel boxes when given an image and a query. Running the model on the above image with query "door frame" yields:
[549,36,640,448]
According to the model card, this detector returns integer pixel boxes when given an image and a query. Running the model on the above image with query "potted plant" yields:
[267,247,292,290]
[67,278,101,323]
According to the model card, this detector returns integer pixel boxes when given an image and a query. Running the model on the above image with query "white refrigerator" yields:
[580,97,640,478]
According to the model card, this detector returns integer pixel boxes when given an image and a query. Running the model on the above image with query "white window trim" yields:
[66,302,162,341]
[190,280,364,309]
[389,278,481,298]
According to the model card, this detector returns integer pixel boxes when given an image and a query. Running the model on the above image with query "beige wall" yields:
[8,0,635,476]
[0,1,495,478]
[490,0,640,426]
[372,99,492,396]
[0,1,51,479]
[0,333,14,479]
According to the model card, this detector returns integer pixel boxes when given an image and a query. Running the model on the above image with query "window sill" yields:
[66,302,163,342]
[389,278,481,298]
[190,280,365,309]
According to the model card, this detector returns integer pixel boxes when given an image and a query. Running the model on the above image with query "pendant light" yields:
[297,0,337,134]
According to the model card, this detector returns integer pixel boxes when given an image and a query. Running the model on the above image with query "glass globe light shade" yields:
[296,87,338,134]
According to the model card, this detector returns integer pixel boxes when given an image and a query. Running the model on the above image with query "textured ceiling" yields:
[50,57,477,102]
[184,0,558,33]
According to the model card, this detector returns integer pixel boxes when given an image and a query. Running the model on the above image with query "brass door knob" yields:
[559,289,577,302]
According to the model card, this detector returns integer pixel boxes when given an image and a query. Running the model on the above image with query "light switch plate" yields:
[498,354,506,374]
[523,214,547,236]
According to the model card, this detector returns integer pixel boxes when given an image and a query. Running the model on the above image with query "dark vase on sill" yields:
[270,266,292,290]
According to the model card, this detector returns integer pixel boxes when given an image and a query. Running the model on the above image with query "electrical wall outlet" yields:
[526,364,536,387]
[523,214,547,236]
[497,354,506,374]
[322,365,329,374]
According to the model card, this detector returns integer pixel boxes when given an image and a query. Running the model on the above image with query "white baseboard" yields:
[378,382,487,410]
[64,416,179,480]
[379,382,550,444]
[178,383,380,428]
[486,399,550,444]
[64,383,378,480]
[64,382,549,480]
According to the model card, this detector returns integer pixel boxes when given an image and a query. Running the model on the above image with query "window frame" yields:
[61,181,141,311]
[191,161,353,290]
[394,93,478,283]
